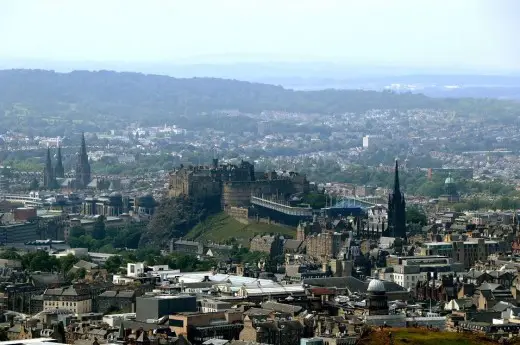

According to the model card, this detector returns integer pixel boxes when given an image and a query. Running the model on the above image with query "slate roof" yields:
[283,239,303,251]
[492,301,515,312]
[44,285,90,297]
[243,308,272,317]
[261,301,303,315]
[99,290,135,298]
[454,298,475,309]
[465,270,485,279]
[31,273,67,287]
[303,276,366,292]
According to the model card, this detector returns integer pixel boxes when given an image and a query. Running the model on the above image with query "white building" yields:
[362,135,385,149]
[127,262,145,277]
[200,299,232,313]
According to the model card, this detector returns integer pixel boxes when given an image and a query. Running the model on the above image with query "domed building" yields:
[366,279,389,315]
[439,173,460,203]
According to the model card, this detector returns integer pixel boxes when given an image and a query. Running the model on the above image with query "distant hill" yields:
[0,69,519,134]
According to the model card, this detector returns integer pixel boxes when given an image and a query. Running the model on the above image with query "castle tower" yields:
[75,132,91,189]
[43,147,55,189]
[54,144,65,178]
[386,160,406,240]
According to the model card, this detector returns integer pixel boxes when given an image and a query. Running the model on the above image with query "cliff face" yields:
[139,195,221,249]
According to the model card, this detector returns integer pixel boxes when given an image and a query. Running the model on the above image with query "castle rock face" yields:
[168,159,309,209]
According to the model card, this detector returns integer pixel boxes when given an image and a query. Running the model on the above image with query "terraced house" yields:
[43,285,92,314]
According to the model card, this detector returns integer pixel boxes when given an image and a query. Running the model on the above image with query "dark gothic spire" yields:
[43,147,55,189]
[393,159,400,194]
[75,132,91,189]
[45,147,52,168]
[118,322,125,340]
[80,132,87,157]
[55,144,65,178]
[386,159,406,240]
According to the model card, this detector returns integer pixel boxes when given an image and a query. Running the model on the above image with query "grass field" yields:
[185,212,296,246]
[360,328,509,345]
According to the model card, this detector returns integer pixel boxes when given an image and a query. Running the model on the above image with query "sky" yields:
[0,0,519,71]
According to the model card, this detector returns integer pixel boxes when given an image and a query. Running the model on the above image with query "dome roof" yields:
[367,279,386,293]
[445,176,455,184]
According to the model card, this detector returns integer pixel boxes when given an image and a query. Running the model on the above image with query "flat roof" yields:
[0,339,64,345]
[423,241,498,246]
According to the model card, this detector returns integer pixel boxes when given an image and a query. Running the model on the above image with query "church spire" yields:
[75,132,91,189]
[393,160,400,194]
[80,132,87,157]
[43,147,55,189]
[45,147,52,169]
[386,159,406,240]
[55,144,65,178]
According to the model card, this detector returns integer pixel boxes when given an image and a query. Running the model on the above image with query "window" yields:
[169,319,184,327]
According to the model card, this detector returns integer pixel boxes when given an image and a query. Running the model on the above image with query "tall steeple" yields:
[54,144,65,178]
[386,160,407,240]
[80,132,87,157]
[75,132,91,189]
[393,160,400,196]
[43,147,55,189]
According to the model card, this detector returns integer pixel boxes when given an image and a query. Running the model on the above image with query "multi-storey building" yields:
[306,232,343,260]
[43,285,92,314]
[0,221,39,244]
[250,235,284,257]
[421,239,502,269]
[377,255,465,289]
[239,316,304,345]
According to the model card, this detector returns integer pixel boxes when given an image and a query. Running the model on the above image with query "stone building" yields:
[296,221,321,241]
[250,235,284,257]
[169,310,243,343]
[168,160,309,211]
[239,316,304,345]
[5,284,45,314]
[96,290,137,314]
[305,232,343,261]
[43,285,92,314]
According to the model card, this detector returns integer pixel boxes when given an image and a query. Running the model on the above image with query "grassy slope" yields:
[361,328,511,345]
[185,212,296,246]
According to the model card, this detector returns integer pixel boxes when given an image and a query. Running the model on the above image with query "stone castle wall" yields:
[168,164,310,211]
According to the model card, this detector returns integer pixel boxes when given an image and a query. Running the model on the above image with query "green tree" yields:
[406,206,427,226]
[22,250,60,272]
[302,192,327,209]
[69,226,86,238]
[104,255,123,274]
[29,178,39,190]
[92,215,106,240]
[59,254,79,275]
[0,247,22,261]
[74,267,87,280]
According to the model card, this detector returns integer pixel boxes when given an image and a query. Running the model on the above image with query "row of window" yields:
[44,301,77,307]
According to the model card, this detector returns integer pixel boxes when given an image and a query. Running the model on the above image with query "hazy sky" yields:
[1,0,519,70]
